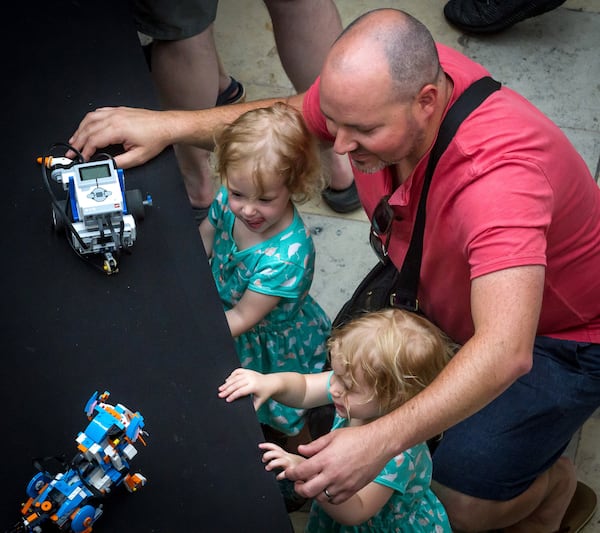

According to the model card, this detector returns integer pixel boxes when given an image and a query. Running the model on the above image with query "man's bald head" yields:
[325,9,441,102]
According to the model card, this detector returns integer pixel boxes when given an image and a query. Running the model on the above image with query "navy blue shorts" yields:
[131,0,218,40]
[432,335,600,500]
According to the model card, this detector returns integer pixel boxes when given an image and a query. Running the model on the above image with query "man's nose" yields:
[333,127,358,155]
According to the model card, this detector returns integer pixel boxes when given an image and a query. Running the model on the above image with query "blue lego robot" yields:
[8,391,148,533]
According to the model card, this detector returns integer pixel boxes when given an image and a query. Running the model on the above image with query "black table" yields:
[1,2,290,531]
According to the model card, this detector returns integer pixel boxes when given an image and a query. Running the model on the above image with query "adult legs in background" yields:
[263,0,341,93]
[264,0,359,213]
[132,0,245,221]
[149,27,242,217]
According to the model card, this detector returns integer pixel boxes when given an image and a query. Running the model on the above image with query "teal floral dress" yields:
[208,186,331,435]
[306,415,451,533]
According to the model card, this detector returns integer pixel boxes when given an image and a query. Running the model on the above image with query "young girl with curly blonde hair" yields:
[200,102,331,445]
[219,308,456,532]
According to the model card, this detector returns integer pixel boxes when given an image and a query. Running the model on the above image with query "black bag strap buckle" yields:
[390,291,420,313]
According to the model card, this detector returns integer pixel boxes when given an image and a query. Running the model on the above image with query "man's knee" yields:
[432,481,489,531]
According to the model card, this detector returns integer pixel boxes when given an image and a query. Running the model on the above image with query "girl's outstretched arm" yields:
[219,368,331,409]
[261,442,393,526]
[317,478,393,526]
[260,442,305,479]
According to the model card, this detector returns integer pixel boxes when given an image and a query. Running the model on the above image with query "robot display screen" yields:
[79,163,112,181]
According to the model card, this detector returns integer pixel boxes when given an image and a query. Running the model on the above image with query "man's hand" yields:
[286,424,388,504]
[68,106,171,168]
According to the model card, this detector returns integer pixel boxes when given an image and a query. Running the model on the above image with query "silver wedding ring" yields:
[323,488,333,500]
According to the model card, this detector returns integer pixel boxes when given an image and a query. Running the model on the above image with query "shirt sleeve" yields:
[302,77,335,143]
[208,185,227,229]
[247,257,309,299]
[374,444,431,494]
[453,160,552,278]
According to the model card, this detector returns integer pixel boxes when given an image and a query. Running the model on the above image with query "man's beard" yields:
[349,157,390,174]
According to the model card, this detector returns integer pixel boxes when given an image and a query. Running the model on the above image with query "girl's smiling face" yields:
[225,160,293,238]
[329,349,380,423]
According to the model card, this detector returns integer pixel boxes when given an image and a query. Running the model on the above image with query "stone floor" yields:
[210,1,600,530]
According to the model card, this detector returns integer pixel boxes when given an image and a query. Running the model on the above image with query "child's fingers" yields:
[227,367,246,380]
[259,442,284,453]
[219,368,248,389]
[259,441,283,451]
[220,372,247,389]
[218,374,255,401]
[264,457,289,472]
[218,387,245,402]
[261,449,284,463]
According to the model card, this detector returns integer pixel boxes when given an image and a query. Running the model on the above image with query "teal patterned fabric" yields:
[208,186,331,435]
[306,415,451,532]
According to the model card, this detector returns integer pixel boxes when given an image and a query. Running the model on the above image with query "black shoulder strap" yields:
[391,76,501,310]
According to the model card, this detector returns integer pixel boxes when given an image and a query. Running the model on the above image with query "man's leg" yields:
[263,0,341,92]
[150,27,224,212]
[431,337,600,532]
[264,0,358,212]
[433,456,577,532]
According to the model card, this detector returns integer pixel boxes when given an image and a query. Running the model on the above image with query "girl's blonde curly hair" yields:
[214,102,326,203]
[328,308,457,416]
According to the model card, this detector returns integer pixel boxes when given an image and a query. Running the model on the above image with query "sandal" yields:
[557,481,597,533]
[216,77,246,107]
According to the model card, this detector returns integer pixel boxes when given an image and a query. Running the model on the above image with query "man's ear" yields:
[414,83,439,119]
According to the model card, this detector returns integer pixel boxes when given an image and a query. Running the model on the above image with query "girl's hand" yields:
[259,442,305,480]
[218,368,270,410]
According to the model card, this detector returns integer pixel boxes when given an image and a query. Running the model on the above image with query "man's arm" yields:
[68,94,305,168]
[287,264,545,503]
[165,93,305,150]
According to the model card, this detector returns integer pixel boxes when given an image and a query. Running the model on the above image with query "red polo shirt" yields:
[303,43,600,344]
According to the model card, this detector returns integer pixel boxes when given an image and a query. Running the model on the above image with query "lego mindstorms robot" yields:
[39,143,152,275]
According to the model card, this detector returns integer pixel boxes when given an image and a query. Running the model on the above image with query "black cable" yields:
[40,144,136,275]
[41,143,90,252]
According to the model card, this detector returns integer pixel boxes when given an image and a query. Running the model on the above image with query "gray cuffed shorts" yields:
[131,0,219,40]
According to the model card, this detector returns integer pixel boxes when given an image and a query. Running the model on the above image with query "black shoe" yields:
[443,0,567,33]
[321,181,361,213]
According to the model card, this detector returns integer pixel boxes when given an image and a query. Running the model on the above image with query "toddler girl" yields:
[200,102,331,443]
[219,308,455,532]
